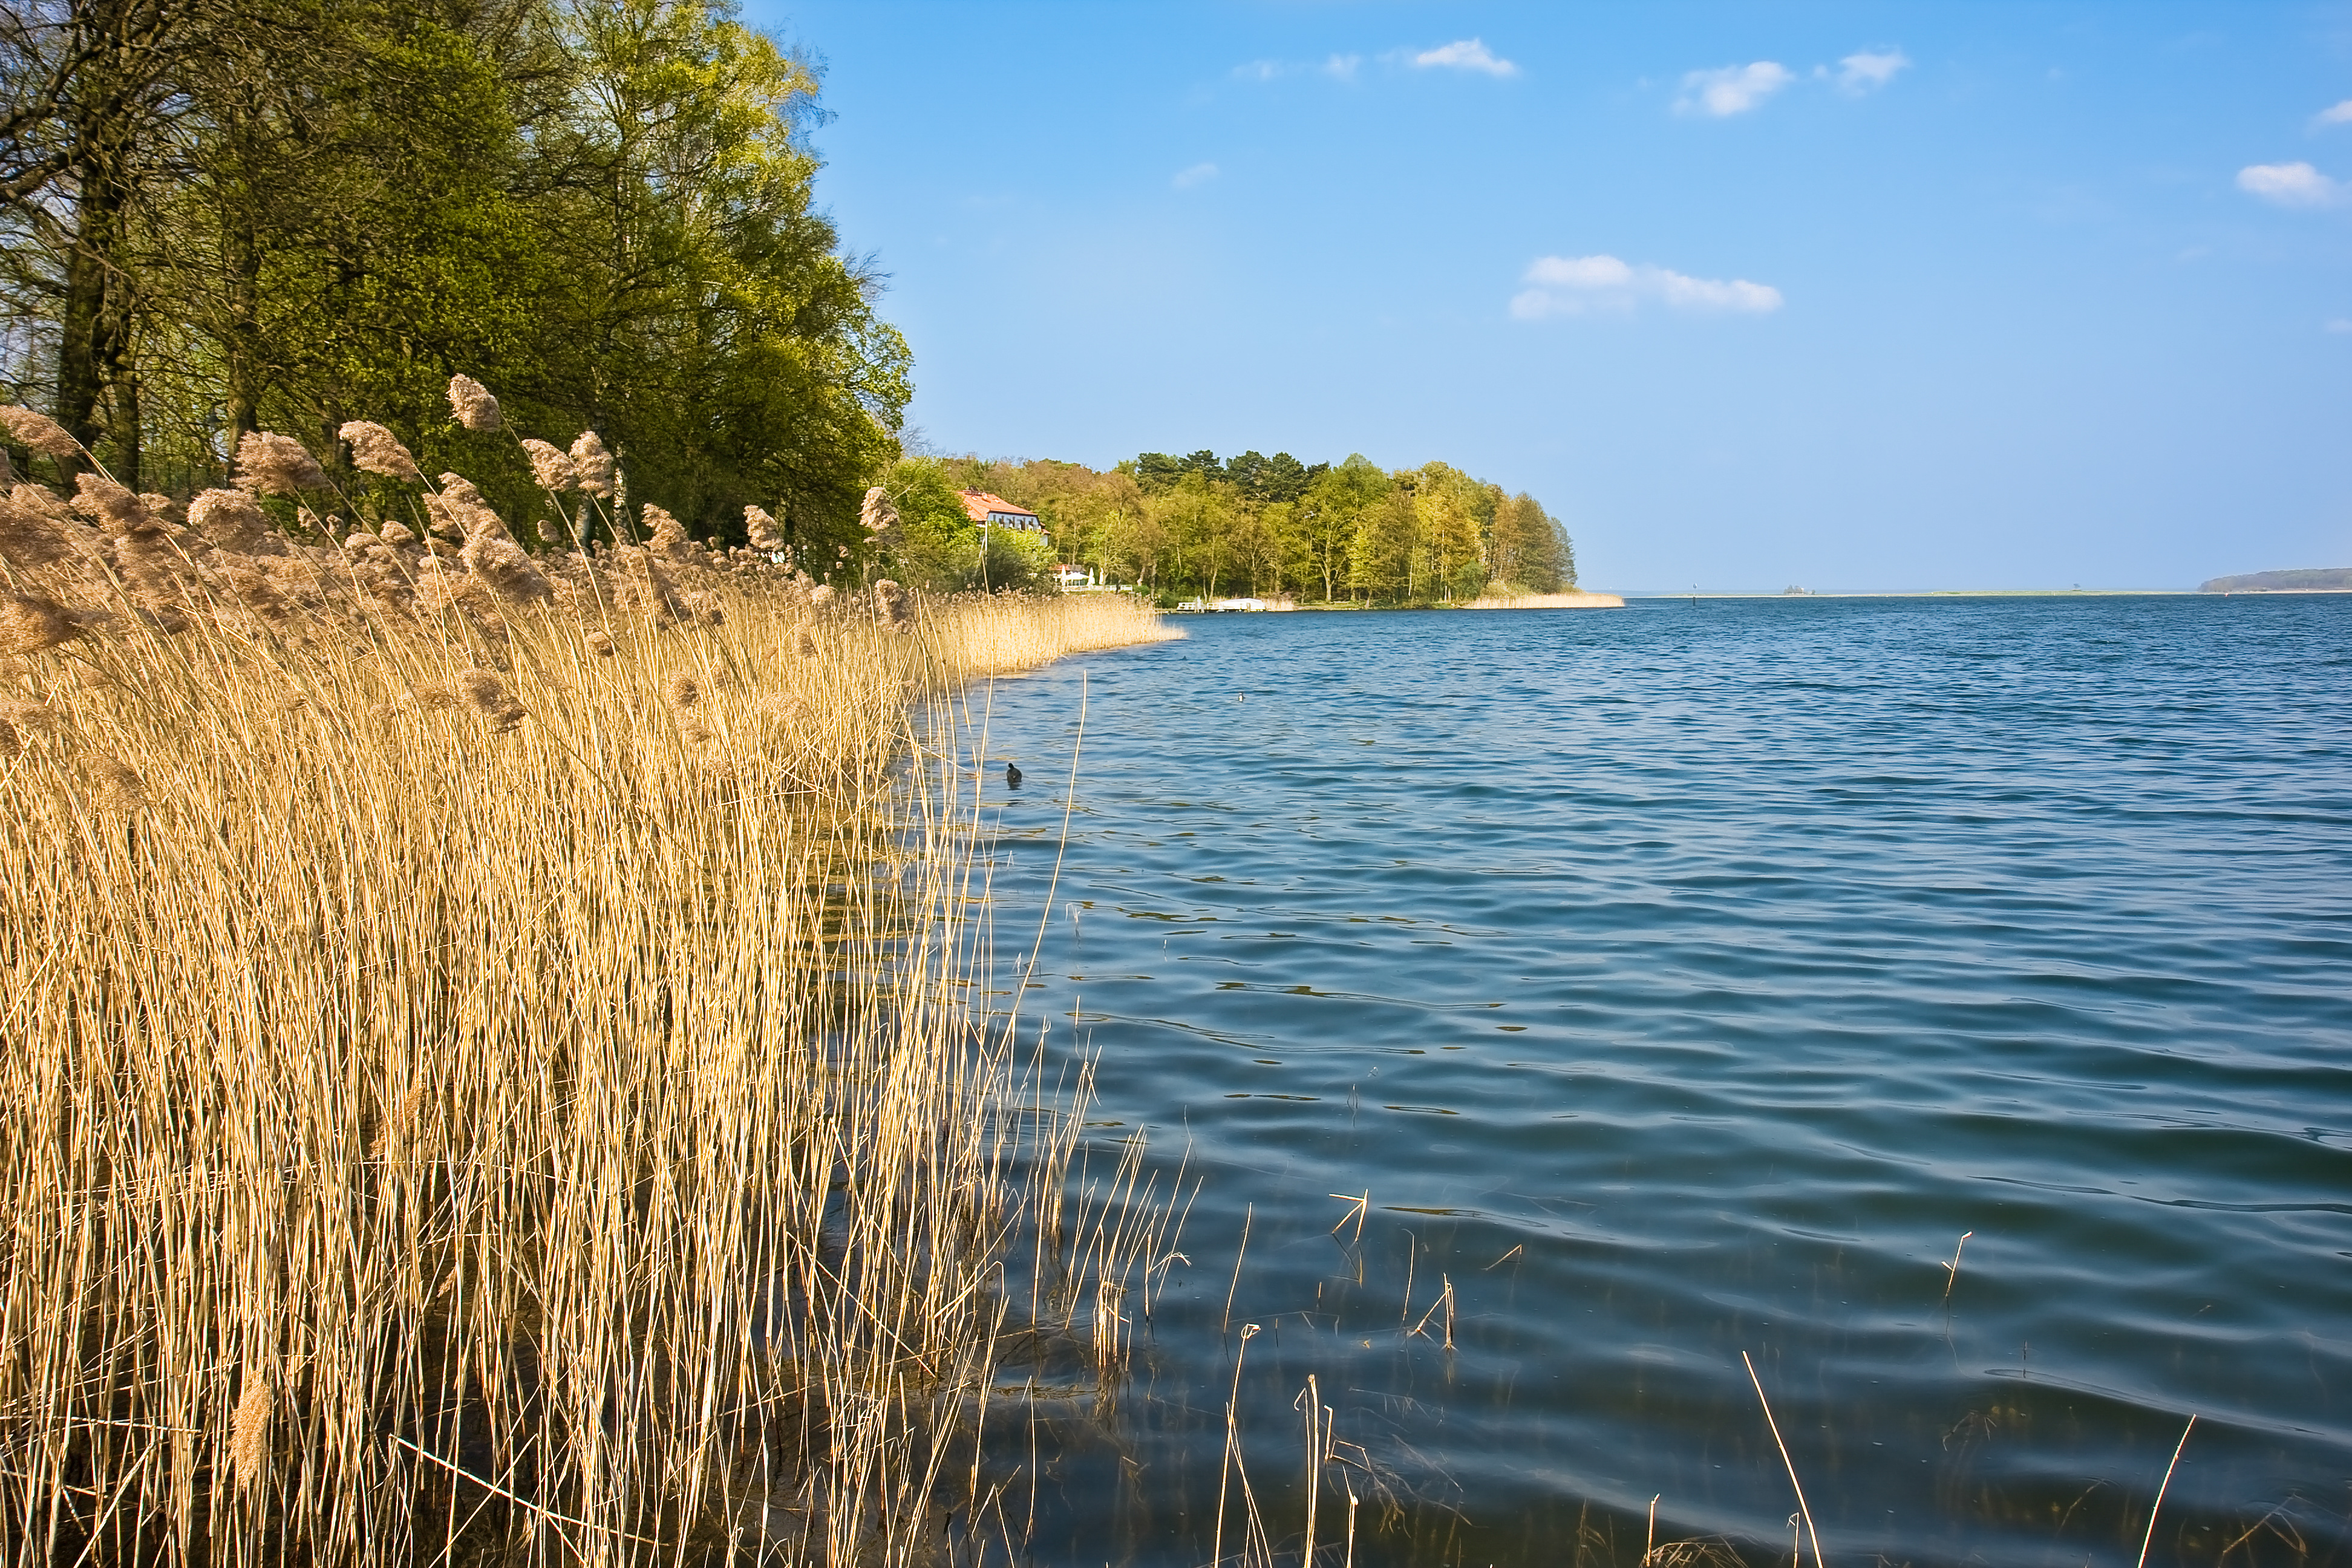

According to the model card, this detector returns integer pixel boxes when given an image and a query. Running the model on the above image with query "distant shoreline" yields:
[1607,587,2352,599]
[1161,586,2352,611]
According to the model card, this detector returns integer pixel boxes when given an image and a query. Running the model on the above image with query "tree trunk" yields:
[54,174,125,471]
[222,192,263,445]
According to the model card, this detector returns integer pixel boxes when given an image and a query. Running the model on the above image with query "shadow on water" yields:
[963,596,2352,1567]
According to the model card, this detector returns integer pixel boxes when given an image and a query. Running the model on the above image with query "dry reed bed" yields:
[0,437,1177,1563]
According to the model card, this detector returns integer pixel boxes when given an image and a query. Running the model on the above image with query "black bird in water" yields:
[1005,761,1023,789]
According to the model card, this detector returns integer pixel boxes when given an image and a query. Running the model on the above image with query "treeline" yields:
[0,0,904,560]
[883,448,1576,604]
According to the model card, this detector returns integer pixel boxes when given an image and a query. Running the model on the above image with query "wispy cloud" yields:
[1834,48,1910,93]
[1232,51,1367,83]
[2327,318,2352,334]
[1411,39,1519,77]
[1172,162,1219,191]
[1676,62,1794,117]
[1511,255,1784,318]
[2236,162,2347,208]
[2316,99,2352,128]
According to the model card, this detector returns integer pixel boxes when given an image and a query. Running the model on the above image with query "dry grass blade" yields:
[1942,1230,1974,1304]
[1742,1351,1827,1568]
[1225,1203,1254,1335]
[2135,1414,2198,1568]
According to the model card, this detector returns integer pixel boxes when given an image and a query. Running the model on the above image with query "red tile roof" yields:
[957,489,1040,524]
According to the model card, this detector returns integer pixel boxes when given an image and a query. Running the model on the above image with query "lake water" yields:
[964,595,2351,1567]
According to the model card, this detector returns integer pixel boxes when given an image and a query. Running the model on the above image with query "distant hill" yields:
[2198,567,2352,593]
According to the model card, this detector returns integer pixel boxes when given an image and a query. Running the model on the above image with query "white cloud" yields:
[1324,53,1363,80]
[1511,254,1784,318]
[2316,100,2352,127]
[1835,48,1910,93]
[1172,162,1219,190]
[2236,162,2347,208]
[1676,61,1794,117]
[2327,318,2352,334]
[1233,59,1282,83]
[1411,39,1519,77]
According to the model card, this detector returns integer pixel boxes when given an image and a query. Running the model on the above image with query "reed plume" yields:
[228,1377,273,1492]
[568,430,616,497]
[1,590,82,654]
[455,667,526,729]
[216,561,296,622]
[460,533,554,605]
[0,697,58,731]
[860,484,898,535]
[185,488,271,552]
[745,503,784,551]
[641,503,692,561]
[236,431,328,497]
[1,482,93,569]
[434,472,506,539]
[446,373,503,431]
[420,492,465,542]
[520,437,577,492]
[71,472,154,535]
[1,403,82,459]
[338,420,425,483]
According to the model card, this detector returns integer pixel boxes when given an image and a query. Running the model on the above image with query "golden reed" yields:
[0,410,1175,1563]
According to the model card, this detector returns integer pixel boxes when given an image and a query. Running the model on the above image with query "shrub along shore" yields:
[0,393,1179,1563]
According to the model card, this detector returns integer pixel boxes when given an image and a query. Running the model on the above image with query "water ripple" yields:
[975,596,2352,1566]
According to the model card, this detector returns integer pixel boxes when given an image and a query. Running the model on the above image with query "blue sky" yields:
[747,1,2352,590]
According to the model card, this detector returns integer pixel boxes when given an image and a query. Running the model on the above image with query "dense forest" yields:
[1,0,905,562]
[886,448,1577,605]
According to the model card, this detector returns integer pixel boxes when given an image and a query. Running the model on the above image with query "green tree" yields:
[1491,491,1575,591]
[1298,453,1386,602]
[530,0,907,549]
[154,8,549,488]
[1150,469,1238,598]
[1348,480,1419,603]
[2,0,909,541]
[1411,460,1489,602]
[1,0,203,486]
[1224,449,1310,505]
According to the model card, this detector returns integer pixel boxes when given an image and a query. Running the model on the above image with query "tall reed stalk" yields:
[0,535,1172,1563]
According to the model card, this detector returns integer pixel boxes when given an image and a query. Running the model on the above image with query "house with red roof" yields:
[956,490,1044,534]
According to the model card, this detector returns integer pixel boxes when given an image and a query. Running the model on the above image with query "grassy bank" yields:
[0,439,1177,1562]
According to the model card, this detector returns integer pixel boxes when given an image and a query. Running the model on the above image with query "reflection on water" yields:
[967,596,2352,1566]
